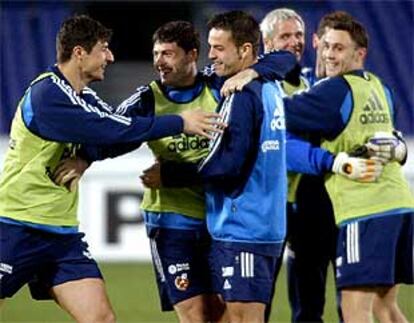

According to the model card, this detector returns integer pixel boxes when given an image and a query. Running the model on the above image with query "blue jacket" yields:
[198,80,287,255]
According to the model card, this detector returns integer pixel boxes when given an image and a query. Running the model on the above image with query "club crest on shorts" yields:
[174,273,190,291]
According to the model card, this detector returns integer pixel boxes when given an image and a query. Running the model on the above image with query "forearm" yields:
[287,135,334,175]
[251,50,298,81]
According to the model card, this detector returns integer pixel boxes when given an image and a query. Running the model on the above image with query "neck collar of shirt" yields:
[49,64,85,95]
[158,74,205,104]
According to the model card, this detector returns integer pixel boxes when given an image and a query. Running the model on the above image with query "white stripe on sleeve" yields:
[51,75,132,126]
[198,94,234,171]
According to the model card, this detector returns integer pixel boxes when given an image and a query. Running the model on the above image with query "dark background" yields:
[1,0,412,135]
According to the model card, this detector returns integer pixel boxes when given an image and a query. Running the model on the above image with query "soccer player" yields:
[0,14,222,321]
[139,21,222,323]
[183,11,288,322]
[282,15,414,323]
[117,21,227,323]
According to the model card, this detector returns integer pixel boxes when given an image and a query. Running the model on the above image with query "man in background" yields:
[260,8,335,323]
[260,9,346,322]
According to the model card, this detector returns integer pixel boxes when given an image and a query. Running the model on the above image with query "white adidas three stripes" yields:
[240,252,255,278]
[346,222,360,264]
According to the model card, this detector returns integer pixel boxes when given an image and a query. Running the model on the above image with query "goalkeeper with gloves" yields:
[281,17,414,323]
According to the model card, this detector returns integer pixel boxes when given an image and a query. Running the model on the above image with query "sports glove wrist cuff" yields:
[332,152,352,175]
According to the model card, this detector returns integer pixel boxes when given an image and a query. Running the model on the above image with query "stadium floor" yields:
[1,262,413,322]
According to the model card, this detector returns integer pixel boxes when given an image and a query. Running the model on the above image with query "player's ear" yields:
[263,38,274,53]
[72,45,86,61]
[312,33,320,49]
[240,42,253,58]
[187,48,198,62]
[357,47,367,62]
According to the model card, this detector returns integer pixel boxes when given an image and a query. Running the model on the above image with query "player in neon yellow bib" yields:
[281,15,413,323]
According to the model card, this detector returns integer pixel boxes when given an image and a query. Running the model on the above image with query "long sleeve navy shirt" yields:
[22,65,184,145]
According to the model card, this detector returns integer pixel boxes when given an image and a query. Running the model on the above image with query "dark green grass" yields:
[1,263,413,322]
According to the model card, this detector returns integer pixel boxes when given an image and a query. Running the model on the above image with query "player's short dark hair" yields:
[152,20,200,53]
[316,11,352,38]
[207,11,260,56]
[317,11,368,49]
[56,15,113,63]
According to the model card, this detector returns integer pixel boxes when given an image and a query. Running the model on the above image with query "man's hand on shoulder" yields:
[220,69,258,97]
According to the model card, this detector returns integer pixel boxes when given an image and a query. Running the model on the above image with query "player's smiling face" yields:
[208,28,245,77]
[153,41,197,87]
[322,29,365,77]
[80,40,114,82]
[265,18,305,61]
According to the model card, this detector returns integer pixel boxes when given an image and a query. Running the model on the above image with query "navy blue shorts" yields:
[0,222,102,300]
[336,213,414,289]
[147,227,212,311]
[209,240,282,304]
